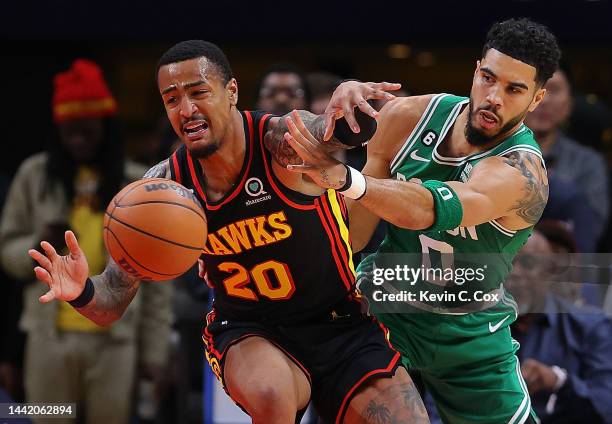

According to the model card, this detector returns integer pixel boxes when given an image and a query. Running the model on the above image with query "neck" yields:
[198,108,245,192]
[532,129,559,156]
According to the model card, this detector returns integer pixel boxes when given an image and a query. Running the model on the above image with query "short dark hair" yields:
[156,40,233,84]
[254,63,312,105]
[483,18,561,86]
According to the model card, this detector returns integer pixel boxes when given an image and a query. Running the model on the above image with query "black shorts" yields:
[202,297,401,424]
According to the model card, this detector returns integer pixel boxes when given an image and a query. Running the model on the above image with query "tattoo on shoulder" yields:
[503,150,549,224]
[142,159,170,179]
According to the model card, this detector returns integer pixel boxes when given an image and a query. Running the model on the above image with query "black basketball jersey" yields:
[169,111,356,323]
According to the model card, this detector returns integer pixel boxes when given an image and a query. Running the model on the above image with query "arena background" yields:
[2,0,611,175]
[2,1,611,423]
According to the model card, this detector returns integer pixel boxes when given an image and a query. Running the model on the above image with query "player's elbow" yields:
[392,210,435,231]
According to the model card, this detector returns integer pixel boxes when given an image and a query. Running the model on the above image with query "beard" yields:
[188,140,220,159]
[465,99,527,146]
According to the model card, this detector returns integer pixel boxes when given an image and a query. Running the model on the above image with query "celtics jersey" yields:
[358,93,545,315]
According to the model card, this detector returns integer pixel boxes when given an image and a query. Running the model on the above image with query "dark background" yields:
[3,0,611,174]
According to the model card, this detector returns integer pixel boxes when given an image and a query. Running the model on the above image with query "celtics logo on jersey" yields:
[421,130,438,146]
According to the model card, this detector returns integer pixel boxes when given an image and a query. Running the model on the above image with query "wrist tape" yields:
[338,165,367,200]
[68,277,95,308]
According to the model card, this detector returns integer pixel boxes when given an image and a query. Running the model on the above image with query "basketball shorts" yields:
[203,297,401,424]
[377,302,538,424]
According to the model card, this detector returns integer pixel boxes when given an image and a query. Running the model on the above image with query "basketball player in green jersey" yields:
[283,18,560,424]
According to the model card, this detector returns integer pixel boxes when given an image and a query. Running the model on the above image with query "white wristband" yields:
[339,166,367,200]
[551,365,568,392]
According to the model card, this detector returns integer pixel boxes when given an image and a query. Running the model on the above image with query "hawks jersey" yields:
[358,94,545,315]
[170,111,356,323]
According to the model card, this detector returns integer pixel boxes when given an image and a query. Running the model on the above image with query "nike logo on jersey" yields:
[410,149,430,163]
[488,315,510,333]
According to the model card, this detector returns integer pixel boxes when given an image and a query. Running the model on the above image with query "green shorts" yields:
[377,303,538,424]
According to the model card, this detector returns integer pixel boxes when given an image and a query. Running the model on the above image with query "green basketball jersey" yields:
[358,93,545,315]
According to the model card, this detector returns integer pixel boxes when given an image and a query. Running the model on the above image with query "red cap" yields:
[52,59,118,123]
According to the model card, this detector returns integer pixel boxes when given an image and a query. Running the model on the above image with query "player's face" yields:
[467,48,546,146]
[524,70,572,136]
[158,57,238,158]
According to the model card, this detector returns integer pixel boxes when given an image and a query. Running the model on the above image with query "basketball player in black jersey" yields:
[28,40,429,423]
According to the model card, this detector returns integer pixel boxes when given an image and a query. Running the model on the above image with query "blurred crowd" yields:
[0,51,611,424]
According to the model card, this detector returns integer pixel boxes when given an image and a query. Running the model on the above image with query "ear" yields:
[227,78,238,106]
[528,87,546,112]
[474,60,481,77]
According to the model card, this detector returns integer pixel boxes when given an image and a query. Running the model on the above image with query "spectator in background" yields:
[0,59,173,424]
[541,177,598,253]
[0,172,26,405]
[307,71,342,114]
[255,63,311,115]
[508,227,612,423]
[525,67,609,243]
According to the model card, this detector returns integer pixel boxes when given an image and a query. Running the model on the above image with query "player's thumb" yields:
[39,289,56,303]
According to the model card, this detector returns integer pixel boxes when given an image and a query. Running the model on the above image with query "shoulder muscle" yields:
[367,95,435,162]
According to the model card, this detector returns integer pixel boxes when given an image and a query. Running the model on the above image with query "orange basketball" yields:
[103,178,207,281]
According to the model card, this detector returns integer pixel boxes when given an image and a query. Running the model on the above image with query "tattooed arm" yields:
[28,159,172,326]
[264,111,350,168]
[501,150,549,224]
[445,150,549,228]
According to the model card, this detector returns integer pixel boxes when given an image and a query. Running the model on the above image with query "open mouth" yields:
[183,120,209,140]
[478,110,498,129]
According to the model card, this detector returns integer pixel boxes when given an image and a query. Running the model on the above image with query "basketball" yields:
[103,178,207,281]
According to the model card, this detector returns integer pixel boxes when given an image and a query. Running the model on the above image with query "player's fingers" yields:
[29,249,52,271]
[286,164,315,172]
[34,266,53,286]
[290,110,319,144]
[323,112,336,141]
[356,98,379,119]
[39,289,57,303]
[284,132,316,162]
[371,82,402,92]
[65,230,81,258]
[40,241,59,261]
[343,103,360,133]
[365,88,395,102]
[286,116,319,151]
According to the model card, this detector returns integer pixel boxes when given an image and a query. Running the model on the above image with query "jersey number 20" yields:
[218,260,296,301]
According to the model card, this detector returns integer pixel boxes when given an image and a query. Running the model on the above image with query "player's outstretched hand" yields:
[323,81,401,141]
[28,230,90,303]
[284,111,347,190]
